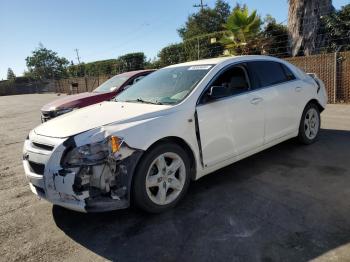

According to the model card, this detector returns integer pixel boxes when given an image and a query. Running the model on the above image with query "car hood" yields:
[41,92,105,111]
[34,101,172,138]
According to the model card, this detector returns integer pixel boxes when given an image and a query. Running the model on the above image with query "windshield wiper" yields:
[123,98,164,105]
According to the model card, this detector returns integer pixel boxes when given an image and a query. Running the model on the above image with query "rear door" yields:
[196,64,265,168]
[247,61,301,143]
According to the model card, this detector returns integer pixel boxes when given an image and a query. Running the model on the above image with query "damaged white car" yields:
[23,56,327,213]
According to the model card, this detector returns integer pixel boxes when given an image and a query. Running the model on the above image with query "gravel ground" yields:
[0,93,350,262]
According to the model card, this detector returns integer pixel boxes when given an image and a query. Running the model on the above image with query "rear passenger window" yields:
[248,61,293,88]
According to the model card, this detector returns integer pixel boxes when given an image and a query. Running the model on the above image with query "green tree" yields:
[7,68,16,80]
[213,0,231,25]
[145,57,162,69]
[67,54,146,77]
[158,43,186,67]
[116,52,146,73]
[221,4,262,55]
[67,61,86,77]
[261,16,289,57]
[178,0,231,40]
[157,32,225,67]
[321,4,350,52]
[81,59,118,76]
[25,44,69,80]
[183,32,225,60]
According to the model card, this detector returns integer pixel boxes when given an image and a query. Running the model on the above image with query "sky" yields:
[0,0,348,80]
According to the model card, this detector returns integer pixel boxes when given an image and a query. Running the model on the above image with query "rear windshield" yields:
[116,65,213,105]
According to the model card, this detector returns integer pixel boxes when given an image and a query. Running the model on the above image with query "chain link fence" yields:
[53,50,350,103]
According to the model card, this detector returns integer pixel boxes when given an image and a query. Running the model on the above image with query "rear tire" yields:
[298,103,320,145]
[132,142,191,213]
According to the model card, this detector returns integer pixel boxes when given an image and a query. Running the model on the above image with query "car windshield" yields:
[93,75,128,93]
[115,65,213,105]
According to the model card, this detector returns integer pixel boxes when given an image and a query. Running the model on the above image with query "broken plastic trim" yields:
[84,149,144,212]
[194,110,204,168]
[307,73,321,93]
[60,136,77,167]
[56,136,144,212]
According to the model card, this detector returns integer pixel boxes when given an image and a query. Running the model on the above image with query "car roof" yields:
[118,69,155,78]
[166,55,285,68]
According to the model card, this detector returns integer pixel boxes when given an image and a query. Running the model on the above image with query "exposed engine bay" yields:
[73,159,125,199]
[60,143,143,212]
[23,129,144,212]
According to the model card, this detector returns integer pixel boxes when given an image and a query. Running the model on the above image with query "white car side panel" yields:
[196,100,235,167]
[196,92,264,168]
[263,81,302,143]
[196,131,298,179]
[101,106,203,173]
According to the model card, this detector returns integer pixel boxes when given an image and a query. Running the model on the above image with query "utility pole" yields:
[74,48,81,65]
[74,48,87,92]
[193,0,207,10]
[193,0,207,60]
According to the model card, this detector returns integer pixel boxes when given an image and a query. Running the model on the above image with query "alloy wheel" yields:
[145,152,186,205]
[304,108,320,140]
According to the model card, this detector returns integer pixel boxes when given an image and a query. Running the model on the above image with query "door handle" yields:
[295,86,302,92]
[250,97,263,105]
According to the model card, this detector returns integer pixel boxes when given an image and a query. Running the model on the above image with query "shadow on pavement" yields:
[53,129,350,262]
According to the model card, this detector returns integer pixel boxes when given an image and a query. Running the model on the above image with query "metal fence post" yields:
[197,37,200,60]
[334,52,337,104]
[84,76,88,92]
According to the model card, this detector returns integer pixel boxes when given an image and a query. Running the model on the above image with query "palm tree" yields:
[288,0,334,56]
[221,4,261,55]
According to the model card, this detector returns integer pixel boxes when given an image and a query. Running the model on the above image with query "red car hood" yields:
[41,92,112,111]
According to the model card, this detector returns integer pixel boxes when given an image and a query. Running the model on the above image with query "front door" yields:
[196,64,265,168]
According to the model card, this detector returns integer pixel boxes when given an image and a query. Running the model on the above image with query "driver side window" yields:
[202,65,250,103]
[214,66,249,93]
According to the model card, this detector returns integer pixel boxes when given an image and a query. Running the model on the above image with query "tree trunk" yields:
[288,0,334,56]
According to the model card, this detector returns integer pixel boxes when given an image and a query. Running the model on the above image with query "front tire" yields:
[298,103,321,144]
[132,142,191,213]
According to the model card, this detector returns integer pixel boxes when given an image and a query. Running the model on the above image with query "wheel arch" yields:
[143,136,197,180]
[307,98,325,113]
[298,98,322,144]
[299,99,324,127]
[128,136,197,205]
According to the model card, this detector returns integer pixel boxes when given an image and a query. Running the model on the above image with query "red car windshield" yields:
[93,75,128,93]
[116,66,212,105]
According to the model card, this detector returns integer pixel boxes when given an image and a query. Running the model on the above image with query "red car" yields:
[41,69,155,121]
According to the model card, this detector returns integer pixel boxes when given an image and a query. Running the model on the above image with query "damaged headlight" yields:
[63,136,123,166]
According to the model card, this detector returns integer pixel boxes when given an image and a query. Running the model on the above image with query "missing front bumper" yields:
[25,150,143,213]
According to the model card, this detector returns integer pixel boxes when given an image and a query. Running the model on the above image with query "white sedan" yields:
[23,56,327,213]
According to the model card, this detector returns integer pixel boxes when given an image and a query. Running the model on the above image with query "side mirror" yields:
[207,85,228,100]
